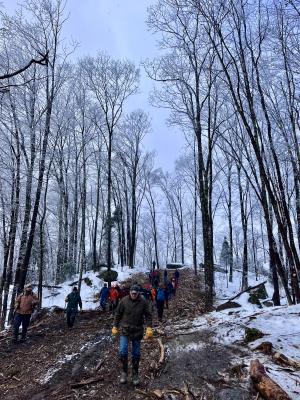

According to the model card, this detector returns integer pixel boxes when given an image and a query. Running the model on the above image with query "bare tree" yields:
[146,0,222,308]
[80,53,139,284]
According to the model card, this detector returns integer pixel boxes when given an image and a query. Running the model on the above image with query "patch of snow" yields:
[173,342,206,353]
[39,352,79,384]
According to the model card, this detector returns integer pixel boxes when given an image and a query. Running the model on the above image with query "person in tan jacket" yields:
[13,284,39,343]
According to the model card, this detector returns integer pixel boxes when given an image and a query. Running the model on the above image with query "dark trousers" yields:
[156,300,164,320]
[13,313,31,339]
[66,309,77,327]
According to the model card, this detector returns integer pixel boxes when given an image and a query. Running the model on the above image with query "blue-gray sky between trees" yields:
[4,0,184,171]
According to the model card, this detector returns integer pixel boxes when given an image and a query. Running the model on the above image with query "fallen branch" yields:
[32,284,62,289]
[250,359,291,400]
[273,352,300,370]
[157,338,165,365]
[95,360,104,371]
[221,281,267,304]
[254,342,300,369]
[70,376,104,388]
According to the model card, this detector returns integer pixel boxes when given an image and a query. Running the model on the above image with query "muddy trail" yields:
[0,269,257,400]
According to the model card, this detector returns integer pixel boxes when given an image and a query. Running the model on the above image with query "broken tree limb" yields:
[95,360,104,371]
[254,342,300,369]
[157,338,165,365]
[70,376,104,388]
[250,359,291,400]
[32,284,62,289]
[224,281,267,303]
[216,281,267,311]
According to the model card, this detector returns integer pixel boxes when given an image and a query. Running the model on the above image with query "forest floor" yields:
[0,269,258,400]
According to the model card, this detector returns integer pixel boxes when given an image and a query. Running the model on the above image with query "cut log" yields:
[250,359,291,400]
[273,352,300,370]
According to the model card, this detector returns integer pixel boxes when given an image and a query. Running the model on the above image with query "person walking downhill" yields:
[174,269,180,286]
[164,279,173,309]
[99,283,109,310]
[109,285,120,313]
[13,284,39,343]
[112,284,153,386]
[163,269,168,285]
[65,286,82,328]
[152,260,156,270]
[156,284,165,322]
[171,277,177,296]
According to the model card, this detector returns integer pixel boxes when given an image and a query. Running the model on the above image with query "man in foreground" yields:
[112,284,153,385]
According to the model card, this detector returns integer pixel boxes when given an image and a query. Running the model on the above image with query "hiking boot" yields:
[132,358,140,386]
[120,371,128,384]
[120,356,128,384]
[132,372,139,386]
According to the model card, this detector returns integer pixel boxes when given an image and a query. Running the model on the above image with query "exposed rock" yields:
[216,301,241,311]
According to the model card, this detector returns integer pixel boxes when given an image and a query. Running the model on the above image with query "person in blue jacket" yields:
[156,284,165,321]
[99,283,109,310]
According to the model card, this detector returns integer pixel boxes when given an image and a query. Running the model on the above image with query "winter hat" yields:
[130,284,140,293]
[25,284,32,290]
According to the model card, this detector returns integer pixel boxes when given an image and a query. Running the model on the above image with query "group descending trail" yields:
[0,269,256,400]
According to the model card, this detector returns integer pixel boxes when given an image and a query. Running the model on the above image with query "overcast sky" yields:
[3,0,184,171]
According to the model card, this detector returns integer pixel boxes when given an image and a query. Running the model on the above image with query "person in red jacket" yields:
[109,285,120,313]
[13,284,39,343]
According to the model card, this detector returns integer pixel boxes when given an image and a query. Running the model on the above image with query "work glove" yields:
[112,326,119,336]
[144,327,153,340]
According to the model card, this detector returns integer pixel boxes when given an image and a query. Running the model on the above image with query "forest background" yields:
[0,0,299,328]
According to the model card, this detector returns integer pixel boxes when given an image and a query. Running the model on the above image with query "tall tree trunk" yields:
[78,139,87,293]
[227,164,234,283]
[237,164,249,290]
[93,167,101,271]
[1,139,21,328]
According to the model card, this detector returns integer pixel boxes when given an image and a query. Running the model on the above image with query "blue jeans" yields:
[13,313,31,339]
[119,335,141,360]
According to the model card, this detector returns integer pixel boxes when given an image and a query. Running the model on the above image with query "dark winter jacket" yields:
[65,292,82,311]
[114,294,152,340]
[100,286,109,301]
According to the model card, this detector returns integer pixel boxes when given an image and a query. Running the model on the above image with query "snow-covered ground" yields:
[42,264,147,309]
[195,269,300,399]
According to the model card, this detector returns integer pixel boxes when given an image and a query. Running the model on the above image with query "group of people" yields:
[11,267,181,387]
[99,282,130,312]
[13,284,84,342]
